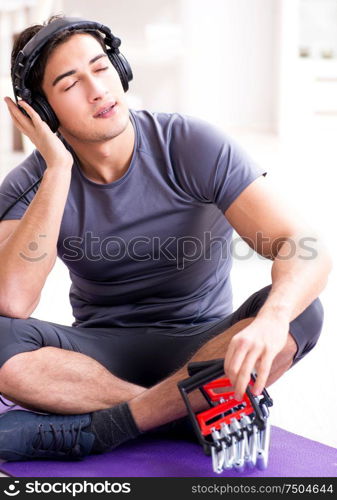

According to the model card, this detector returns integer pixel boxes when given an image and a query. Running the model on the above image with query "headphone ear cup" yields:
[31,94,59,132]
[109,53,133,92]
[118,52,133,84]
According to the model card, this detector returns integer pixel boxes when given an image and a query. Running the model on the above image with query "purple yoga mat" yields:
[0,403,336,477]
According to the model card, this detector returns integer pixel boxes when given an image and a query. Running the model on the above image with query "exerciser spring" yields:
[178,358,273,474]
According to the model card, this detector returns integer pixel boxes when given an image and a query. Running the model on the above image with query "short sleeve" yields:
[0,150,46,221]
[170,115,267,212]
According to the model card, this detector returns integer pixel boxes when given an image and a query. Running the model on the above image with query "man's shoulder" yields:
[131,108,211,128]
[1,150,46,191]
[131,109,226,149]
[131,108,184,131]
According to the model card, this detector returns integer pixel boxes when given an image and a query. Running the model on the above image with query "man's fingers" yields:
[252,354,273,396]
[17,100,42,125]
[225,334,257,389]
[233,348,259,400]
[224,331,252,376]
[224,343,248,389]
[4,97,34,129]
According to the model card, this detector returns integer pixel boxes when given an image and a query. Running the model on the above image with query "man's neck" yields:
[60,118,135,184]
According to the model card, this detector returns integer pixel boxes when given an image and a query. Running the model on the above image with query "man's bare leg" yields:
[129,317,297,431]
[0,347,146,414]
[0,317,296,420]
[0,316,297,460]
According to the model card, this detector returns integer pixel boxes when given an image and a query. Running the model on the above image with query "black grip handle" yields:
[187,359,224,377]
[178,359,225,393]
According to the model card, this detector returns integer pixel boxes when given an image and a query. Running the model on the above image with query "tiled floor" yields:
[0,125,336,477]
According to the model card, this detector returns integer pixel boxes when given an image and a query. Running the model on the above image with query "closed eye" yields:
[64,67,109,91]
[65,81,78,91]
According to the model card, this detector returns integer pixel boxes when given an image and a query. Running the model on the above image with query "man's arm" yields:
[0,98,73,319]
[223,175,332,398]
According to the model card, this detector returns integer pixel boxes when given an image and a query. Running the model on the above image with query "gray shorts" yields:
[0,285,324,388]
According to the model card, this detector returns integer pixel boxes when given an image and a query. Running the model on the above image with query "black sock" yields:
[88,402,142,454]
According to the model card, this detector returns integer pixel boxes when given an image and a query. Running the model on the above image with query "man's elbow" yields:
[0,305,30,320]
[0,293,39,320]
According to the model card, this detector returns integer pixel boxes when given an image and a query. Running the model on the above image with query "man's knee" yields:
[0,315,76,377]
[0,350,38,392]
[291,297,324,363]
[0,315,46,376]
[190,317,255,362]
[278,332,298,367]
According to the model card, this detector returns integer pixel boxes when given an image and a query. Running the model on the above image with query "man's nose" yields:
[86,75,108,102]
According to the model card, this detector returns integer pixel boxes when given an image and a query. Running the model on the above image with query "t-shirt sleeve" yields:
[0,150,46,221]
[170,114,267,213]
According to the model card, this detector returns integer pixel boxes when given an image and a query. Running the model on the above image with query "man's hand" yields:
[224,315,290,400]
[4,97,73,170]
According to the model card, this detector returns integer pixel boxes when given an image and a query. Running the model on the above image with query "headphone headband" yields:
[12,17,133,131]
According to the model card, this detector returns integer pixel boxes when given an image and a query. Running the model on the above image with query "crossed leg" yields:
[129,317,297,431]
[0,317,297,432]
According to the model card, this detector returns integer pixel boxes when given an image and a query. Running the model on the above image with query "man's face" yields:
[42,33,130,142]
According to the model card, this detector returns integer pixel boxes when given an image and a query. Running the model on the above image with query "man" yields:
[0,15,331,461]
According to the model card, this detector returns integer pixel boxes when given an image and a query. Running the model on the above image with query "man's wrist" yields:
[44,162,73,177]
[256,301,292,324]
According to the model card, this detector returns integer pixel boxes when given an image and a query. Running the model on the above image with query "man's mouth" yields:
[93,102,117,118]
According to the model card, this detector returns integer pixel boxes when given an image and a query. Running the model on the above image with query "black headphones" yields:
[11,16,133,132]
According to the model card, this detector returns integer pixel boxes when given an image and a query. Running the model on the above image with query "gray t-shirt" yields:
[0,110,266,329]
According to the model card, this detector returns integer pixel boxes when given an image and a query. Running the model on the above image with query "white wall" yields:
[180,0,280,131]
[61,0,280,131]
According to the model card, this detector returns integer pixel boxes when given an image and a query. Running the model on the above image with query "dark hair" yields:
[11,14,108,97]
